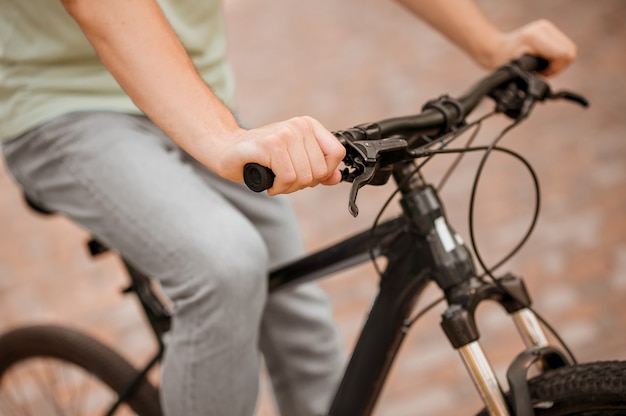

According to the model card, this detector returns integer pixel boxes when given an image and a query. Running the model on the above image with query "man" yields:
[0,0,576,414]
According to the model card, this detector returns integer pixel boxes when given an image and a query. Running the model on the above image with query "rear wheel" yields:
[477,361,626,415]
[0,325,162,416]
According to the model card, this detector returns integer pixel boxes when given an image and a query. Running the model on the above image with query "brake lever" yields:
[342,136,408,217]
[548,90,589,108]
[492,66,589,120]
[347,165,377,217]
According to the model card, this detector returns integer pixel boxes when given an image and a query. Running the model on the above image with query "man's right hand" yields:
[207,116,346,195]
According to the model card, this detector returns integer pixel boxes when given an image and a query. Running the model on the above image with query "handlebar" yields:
[361,54,548,139]
[243,55,584,193]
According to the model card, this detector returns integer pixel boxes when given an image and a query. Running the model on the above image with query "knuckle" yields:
[535,19,553,31]
[311,162,328,180]
[291,116,315,134]
[281,170,297,185]
[301,173,314,185]
[334,144,347,159]
[299,115,316,125]
[265,132,284,148]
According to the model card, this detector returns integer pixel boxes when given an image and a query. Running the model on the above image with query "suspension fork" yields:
[393,163,510,414]
[441,274,537,416]
[392,162,549,415]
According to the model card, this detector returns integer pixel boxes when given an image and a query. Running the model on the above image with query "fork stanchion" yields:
[459,341,511,416]
[512,308,549,348]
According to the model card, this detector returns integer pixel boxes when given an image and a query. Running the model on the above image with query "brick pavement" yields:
[1,1,625,415]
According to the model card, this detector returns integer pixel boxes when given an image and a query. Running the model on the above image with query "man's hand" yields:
[208,116,346,195]
[482,19,577,76]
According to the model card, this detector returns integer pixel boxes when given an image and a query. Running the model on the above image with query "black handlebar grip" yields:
[244,163,275,192]
[515,54,550,72]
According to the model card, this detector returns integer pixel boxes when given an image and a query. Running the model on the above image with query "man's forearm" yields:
[61,0,239,152]
[394,0,504,67]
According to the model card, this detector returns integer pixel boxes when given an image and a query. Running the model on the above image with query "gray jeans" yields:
[2,111,344,415]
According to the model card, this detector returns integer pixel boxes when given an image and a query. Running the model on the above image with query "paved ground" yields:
[1,0,624,415]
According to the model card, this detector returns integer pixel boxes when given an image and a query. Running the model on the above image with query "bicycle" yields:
[0,55,625,415]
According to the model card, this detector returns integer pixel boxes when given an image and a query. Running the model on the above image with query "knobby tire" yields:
[477,360,626,415]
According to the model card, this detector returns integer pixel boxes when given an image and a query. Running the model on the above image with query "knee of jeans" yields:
[166,229,269,313]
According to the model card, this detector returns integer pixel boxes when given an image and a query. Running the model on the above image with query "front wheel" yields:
[0,325,163,416]
[477,361,626,415]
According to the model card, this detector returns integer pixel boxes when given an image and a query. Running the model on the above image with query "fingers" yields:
[308,117,346,185]
[526,20,577,76]
[512,19,577,76]
[241,116,345,195]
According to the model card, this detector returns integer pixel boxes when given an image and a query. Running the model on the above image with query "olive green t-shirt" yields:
[0,0,236,142]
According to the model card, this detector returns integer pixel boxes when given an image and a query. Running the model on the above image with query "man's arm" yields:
[395,0,577,76]
[61,0,345,195]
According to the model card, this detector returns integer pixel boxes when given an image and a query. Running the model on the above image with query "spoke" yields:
[2,364,37,415]
[34,359,66,416]
[1,378,31,416]
[72,366,90,415]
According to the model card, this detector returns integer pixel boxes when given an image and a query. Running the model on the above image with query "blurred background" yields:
[0,0,624,415]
